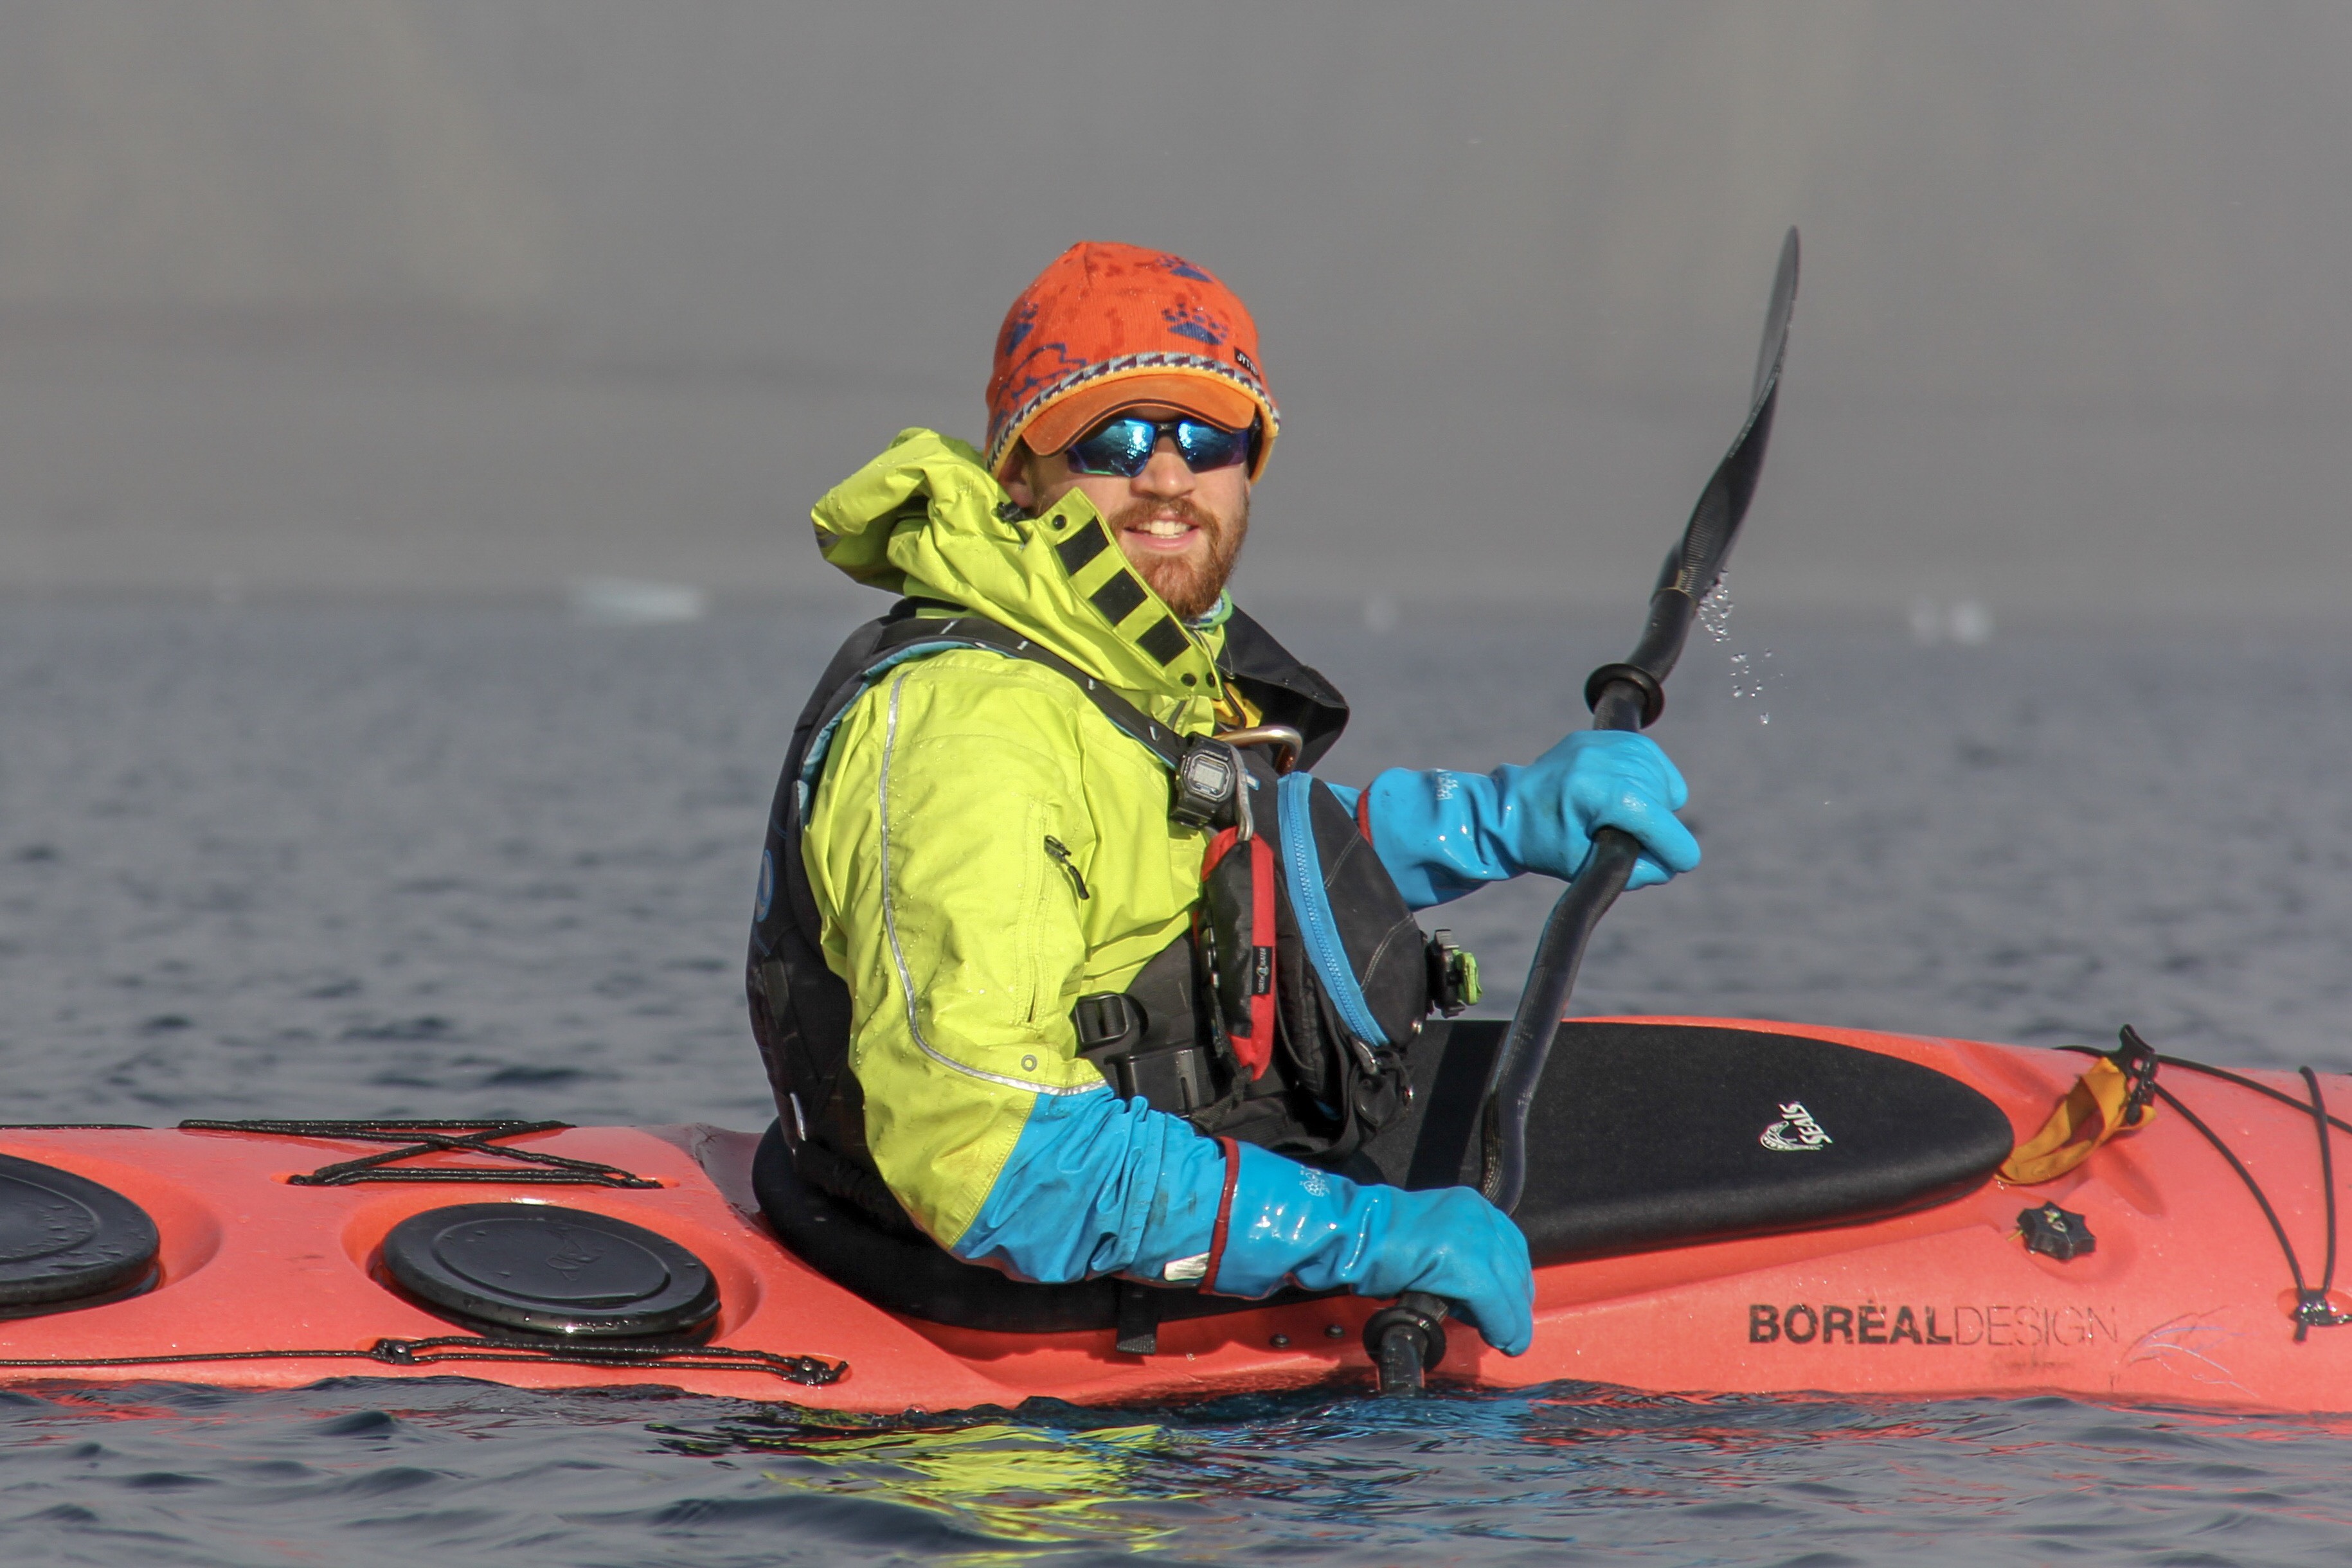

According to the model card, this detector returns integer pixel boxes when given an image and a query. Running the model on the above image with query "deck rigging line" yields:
[175,1118,661,1188]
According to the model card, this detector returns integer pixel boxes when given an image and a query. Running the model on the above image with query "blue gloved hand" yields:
[1214,1142,1534,1355]
[1343,731,1701,909]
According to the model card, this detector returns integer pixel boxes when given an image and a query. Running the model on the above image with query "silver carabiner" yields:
[1212,724,1303,775]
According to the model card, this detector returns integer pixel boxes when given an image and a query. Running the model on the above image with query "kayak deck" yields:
[0,1018,2347,1414]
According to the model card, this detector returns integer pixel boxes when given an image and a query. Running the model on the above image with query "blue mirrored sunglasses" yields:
[1064,414,1258,478]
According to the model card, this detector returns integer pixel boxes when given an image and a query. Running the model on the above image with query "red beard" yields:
[1107,494,1251,621]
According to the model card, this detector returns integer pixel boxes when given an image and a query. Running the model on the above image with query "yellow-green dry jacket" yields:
[794,429,1271,1249]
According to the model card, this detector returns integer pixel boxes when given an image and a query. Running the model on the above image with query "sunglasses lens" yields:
[1174,420,1250,472]
[1066,418,1158,476]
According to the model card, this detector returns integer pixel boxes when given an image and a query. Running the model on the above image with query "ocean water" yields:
[4,594,2352,1564]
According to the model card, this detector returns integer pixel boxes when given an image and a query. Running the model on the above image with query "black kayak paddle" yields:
[1367,226,1800,1393]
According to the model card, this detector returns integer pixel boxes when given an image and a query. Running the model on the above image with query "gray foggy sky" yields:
[3,1,2349,613]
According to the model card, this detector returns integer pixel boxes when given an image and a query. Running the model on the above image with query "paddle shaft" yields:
[1372,697,1691,1382]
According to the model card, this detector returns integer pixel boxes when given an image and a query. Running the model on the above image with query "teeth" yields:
[1138,519,1192,537]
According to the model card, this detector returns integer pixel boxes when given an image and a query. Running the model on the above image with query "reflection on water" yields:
[658,1415,1186,1555]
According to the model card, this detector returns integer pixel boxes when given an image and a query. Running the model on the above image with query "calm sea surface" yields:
[4,594,2352,1565]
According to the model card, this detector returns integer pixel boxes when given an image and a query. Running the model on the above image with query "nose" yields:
[1132,436,1196,498]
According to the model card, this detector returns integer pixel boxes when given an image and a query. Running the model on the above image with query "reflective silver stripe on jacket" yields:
[877,669,1104,1098]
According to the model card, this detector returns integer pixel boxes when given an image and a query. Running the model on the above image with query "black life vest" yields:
[746,600,1448,1232]
[1073,742,1435,1159]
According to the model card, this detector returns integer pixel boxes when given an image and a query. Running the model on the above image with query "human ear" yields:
[1000,453,1037,513]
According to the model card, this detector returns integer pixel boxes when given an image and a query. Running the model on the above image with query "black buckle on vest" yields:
[1170,738,1252,836]
[1073,992,1217,1113]
[1073,993,1145,1056]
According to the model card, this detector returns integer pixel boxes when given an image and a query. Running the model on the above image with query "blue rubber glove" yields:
[953,1090,1231,1285]
[1342,731,1701,909]
[1214,1142,1534,1355]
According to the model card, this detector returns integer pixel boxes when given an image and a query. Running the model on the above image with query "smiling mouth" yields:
[1124,517,1201,551]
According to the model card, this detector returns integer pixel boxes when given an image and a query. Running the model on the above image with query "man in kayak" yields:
[748,242,1701,1357]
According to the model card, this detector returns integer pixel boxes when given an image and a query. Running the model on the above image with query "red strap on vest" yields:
[1201,826,1241,874]
[1201,828,1279,1080]
[1241,834,1277,1076]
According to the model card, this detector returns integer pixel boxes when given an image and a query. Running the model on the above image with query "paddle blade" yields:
[1656,226,1799,604]
[1752,226,1800,410]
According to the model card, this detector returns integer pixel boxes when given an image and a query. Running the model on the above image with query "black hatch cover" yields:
[1376,1020,2019,1265]
[1513,1022,2016,1262]
[0,1151,160,1310]
[381,1202,719,1338]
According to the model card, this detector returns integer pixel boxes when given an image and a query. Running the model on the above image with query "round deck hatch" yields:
[380,1203,719,1338]
[0,1152,160,1310]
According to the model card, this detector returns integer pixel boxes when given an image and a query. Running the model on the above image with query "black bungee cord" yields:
[0,1335,847,1386]
[2070,1030,2349,1340]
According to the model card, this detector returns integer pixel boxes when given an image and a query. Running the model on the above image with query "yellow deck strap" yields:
[1999,1055,2159,1185]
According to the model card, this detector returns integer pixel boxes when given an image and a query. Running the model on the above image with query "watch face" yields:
[1181,749,1234,802]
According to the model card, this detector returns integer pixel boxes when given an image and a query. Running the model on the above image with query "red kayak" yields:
[1,1015,2345,1415]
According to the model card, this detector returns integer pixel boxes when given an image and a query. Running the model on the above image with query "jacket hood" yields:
[811,428,1226,731]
